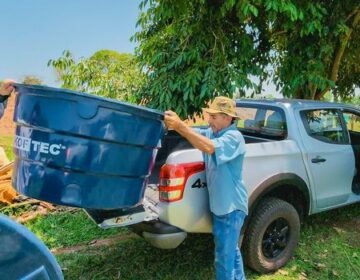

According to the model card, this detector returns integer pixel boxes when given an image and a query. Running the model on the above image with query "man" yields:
[164,96,248,280]
[0,79,15,166]
[0,79,15,119]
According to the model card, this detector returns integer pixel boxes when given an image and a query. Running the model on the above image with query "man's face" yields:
[208,113,233,133]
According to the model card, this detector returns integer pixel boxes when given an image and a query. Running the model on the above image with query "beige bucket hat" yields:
[203,96,238,118]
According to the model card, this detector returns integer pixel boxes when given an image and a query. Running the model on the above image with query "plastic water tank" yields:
[0,214,63,280]
[12,84,165,209]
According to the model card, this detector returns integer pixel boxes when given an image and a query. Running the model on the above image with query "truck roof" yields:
[236,98,359,111]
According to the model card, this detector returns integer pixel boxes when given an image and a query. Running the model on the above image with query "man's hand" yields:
[165,110,215,154]
[164,110,183,130]
[0,79,16,96]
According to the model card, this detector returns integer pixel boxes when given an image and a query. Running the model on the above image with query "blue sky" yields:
[0,0,140,86]
[3,1,355,97]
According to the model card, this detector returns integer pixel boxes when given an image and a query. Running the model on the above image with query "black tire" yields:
[243,197,300,273]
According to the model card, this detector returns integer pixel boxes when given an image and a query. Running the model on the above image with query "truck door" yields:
[341,109,360,195]
[298,108,354,210]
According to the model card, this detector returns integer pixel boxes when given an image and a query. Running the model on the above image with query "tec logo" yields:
[14,136,66,156]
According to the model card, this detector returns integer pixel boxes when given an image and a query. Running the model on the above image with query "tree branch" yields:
[308,82,317,99]
[315,8,360,100]
[345,5,360,23]
[271,30,288,37]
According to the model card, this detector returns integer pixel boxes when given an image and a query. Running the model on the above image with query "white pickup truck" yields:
[86,99,360,273]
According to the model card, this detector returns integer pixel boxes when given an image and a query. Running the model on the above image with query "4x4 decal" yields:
[191,179,207,189]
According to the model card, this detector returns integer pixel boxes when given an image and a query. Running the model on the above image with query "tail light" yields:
[159,162,205,202]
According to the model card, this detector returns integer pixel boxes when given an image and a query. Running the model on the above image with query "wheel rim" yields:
[262,218,290,258]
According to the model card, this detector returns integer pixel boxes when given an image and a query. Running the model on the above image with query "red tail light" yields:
[159,162,205,202]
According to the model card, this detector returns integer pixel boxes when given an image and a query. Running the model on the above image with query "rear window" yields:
[300,109,348,144]
[236,105,287,140]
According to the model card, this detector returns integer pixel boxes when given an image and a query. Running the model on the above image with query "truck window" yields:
[342,111,360,133]
[301,109,348,144]
[236,106,287,140]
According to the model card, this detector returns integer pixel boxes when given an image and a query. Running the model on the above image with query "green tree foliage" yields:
[133,0,360,118]
[269,1,360,100]
[48,50,145,102]
[22,75,43,85]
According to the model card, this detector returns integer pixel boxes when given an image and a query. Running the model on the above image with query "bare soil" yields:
[51,233,136,255]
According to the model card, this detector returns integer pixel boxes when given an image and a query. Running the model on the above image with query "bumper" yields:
[130,220,187,249]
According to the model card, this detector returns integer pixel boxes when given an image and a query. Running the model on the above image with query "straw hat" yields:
[203,96,238,118]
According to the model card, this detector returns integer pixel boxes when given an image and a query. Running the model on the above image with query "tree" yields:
[22,76,43,85]
[133,0,360,118]
[269,1,360,100]
[48,50,145,103]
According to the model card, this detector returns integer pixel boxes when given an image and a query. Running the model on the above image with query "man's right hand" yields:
[164,110,183,130]
[0,79,16,96]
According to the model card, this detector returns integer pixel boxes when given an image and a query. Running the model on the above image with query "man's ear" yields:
[226,115,233,122]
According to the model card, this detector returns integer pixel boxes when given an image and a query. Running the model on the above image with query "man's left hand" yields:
[0,80,16,96]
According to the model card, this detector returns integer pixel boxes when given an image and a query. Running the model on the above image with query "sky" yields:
[1,1,355,98]
[0,0,140,86]
[0,0,282,96]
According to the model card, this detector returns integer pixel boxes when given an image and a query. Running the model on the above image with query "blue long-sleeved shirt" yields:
[0,95,8,119]
[194,124,248,216]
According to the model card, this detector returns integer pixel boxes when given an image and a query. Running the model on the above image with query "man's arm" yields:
[0,80,15,103]
[0,79,16,119]
[0,80,15,95]
[0,96,8,103]
[164,110,215,155]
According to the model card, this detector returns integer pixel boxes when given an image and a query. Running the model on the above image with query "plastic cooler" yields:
[12,84,165,209]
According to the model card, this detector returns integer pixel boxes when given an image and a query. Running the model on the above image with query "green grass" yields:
[25,210,128,249]
[0,135,14,161]
[8,203,357,280]
[1,131,359,279]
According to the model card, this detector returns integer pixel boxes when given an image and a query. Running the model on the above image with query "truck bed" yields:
[148,128,274,184]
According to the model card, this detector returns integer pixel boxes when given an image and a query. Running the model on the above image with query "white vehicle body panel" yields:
[159,140,309,233]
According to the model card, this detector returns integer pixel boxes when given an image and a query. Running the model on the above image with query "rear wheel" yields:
[243,197,300,273]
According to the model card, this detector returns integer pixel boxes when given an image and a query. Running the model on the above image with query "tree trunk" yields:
[308,82,317,100]
[315,8,360,100]
[294,87,304,99]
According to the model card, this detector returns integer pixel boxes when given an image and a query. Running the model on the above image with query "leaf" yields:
[315,263,326,270]
[278,269,289,276]
[184,89,189,101]
[249,5,259,17]
[200,84,208,99]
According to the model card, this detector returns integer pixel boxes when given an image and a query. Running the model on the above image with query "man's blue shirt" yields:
[0,96,8,119]
[195,124,248,216]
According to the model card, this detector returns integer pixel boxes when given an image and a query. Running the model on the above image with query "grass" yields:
[276,204,360,280]
[3,203,357,280]
[0,135,14,161]
[25,210,128,249]
[1,137,359,279]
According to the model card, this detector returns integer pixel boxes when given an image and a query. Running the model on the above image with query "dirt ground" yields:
[327,204,360,248]
[330,205,360,233]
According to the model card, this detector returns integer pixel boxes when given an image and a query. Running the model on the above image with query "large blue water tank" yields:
[12,84,165,209]
[0,214,63,280]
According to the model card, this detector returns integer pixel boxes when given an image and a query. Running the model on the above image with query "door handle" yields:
[311,157,326,163]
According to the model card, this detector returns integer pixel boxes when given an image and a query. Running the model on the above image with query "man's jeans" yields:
[212,210,246,280]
